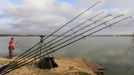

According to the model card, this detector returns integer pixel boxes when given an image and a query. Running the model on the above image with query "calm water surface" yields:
[0,37,133,75]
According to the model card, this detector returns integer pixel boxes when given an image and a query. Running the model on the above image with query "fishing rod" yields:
[0,14,112,73]
[3,16,119,69]
[1,14,127,73]
[11,1,101,62]
[12,14,124,64]
[0,13,107,73]
[39,1,101,41]
[9,14,110,64]
[0,13,106,74]
[10,12,105,63]
[3,16,132,74]
[27,15,122,58]
[1,16,131,75]
[41,15,124,49]
[1,14,124,73]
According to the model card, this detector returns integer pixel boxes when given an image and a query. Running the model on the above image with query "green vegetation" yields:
[78,71,91,75]
[132,33,134,48]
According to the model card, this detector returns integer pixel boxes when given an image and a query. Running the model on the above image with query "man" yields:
[8,38,15,59]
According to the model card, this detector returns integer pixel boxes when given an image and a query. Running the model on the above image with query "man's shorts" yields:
[8,46,14,51]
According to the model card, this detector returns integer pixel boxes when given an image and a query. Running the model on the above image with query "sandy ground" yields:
[0,57,98,75]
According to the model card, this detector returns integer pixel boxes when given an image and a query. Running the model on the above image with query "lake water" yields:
[0,37,133,75]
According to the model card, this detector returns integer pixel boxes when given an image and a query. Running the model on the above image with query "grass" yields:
[78,71,91,75]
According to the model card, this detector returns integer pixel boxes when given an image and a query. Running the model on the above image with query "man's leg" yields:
[9,47,13,59]
[8,47,10,58]
[10,50,13,59]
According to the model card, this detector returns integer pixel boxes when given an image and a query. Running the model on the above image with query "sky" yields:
[0,0,134,35]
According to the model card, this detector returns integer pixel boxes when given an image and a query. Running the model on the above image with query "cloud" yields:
[0,0,133,35]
